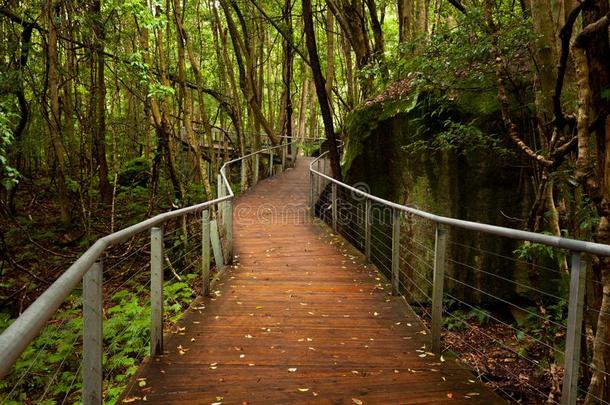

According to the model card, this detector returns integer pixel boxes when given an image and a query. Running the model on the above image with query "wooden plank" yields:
[120,157,505,405]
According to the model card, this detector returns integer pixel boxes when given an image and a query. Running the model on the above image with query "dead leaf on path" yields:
[288,368,297,372]
[352,399,363,405]
[447,393,453,399]
[297,388,310,392]
[245,334,253,338]
[123,397,140,403]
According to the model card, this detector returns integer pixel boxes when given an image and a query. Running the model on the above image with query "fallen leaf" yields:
[447,393,453,399]
[297,388,310,392]
[123,397,140,403]
[288,368,297,372]
[352,399,363,405]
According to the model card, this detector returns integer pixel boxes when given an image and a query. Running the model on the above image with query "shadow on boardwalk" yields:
[120,158,505,404]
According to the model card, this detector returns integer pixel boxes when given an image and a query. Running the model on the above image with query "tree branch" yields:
[483,0,553,167]
[553,2,586,130]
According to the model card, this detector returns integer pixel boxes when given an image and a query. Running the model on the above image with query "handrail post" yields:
[202,210,211,296]
[561,251,586,405]
[365,199,372,261]
[226,199,233,263]
[316,159,320,197]
[83,261,102,405]
[282,143,287,171]
[150,226,164,356]
[254,153,259,186]
[309,171,315,217]
[431,225,448,354]
[240,157,247,193]
[392,209,400,295]
[269,150,274,176]
[217,174,224,224]
[331,183,337,232]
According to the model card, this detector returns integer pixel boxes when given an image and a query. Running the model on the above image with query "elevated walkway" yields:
[120,158,503,404]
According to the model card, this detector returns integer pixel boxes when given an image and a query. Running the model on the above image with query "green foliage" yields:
[0,102,20,191]
[0,273,199,404]
[514,238,567,265]
[443,298,491,331]
[514,296,568,364]
[118,157,150,188]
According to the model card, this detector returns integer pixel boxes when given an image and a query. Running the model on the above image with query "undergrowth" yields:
[0,272,198,404]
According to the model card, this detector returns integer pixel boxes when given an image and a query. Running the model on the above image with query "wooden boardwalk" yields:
[121,158,504,404]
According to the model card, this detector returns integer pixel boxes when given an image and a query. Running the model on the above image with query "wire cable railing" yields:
[310,150,610,405]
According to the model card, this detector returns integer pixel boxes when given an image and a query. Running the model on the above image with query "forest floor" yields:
[442,320,559,404]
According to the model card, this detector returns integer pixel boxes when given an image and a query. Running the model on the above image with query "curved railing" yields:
[0,137,318,403]
[309,151,610,405]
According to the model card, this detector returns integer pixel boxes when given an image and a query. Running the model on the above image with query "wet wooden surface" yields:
[121,157,505,404]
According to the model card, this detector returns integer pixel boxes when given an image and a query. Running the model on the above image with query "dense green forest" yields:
[1,0,610,402]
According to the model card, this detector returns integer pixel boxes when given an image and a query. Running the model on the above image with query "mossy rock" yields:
[118,157,150,188]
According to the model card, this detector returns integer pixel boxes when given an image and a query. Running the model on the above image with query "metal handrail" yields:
[0,196,229,379]
[0,137,315,384]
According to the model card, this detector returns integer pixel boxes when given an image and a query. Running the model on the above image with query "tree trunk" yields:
[398,0,413,42]
[90,0,112,204]
[303,0,342,181]
[173,0,212,199]
[46,1,71,225]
